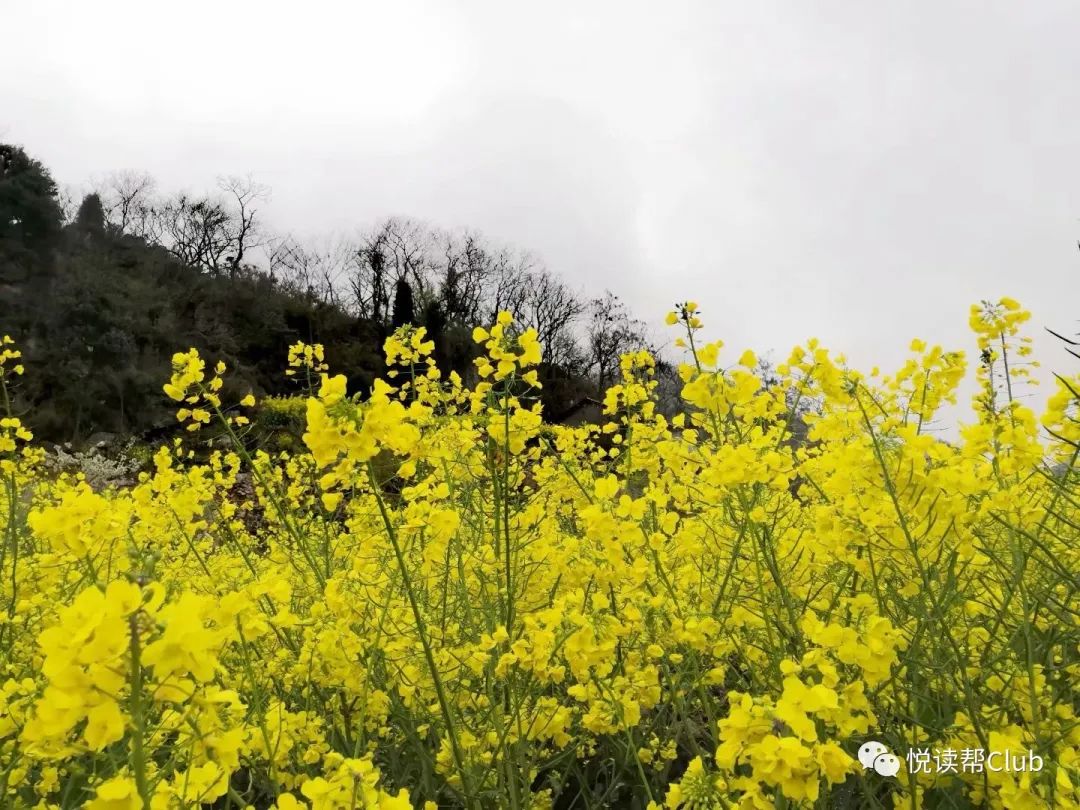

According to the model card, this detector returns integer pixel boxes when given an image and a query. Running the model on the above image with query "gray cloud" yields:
[3,0,1078,421]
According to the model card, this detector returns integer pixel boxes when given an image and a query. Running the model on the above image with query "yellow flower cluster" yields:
[473,313,543,387]
[163,350,254,431]
[384,326,436,371]
[0,335,26,377]
[162,349,218,431]
[0,417,32,458]
[287,342,329,376]
[0,298,1077,809]
[0,337,33,464]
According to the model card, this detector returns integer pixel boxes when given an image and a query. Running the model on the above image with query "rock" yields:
[84,431,117,450]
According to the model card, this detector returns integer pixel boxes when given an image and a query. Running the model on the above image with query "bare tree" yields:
[267,236,315,296]
[484,247,530,323]
[56,184,83,226]
[350,218,443,322]
[348,218,590,371]
[585,291,652,395]
[218,175,269,277]
[152,177,269,276]
[380,218,441,302]
[96,170,158,239]
[155,193,233,273]
[520,268,586,369]
[268,233,355,308]
[351,226,392,322]
[442,231,495,324]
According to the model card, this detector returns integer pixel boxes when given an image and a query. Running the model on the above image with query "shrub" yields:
[251,395,308,453]
[42,441,146,491]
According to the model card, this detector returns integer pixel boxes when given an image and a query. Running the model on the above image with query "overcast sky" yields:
[3,1,1079,421]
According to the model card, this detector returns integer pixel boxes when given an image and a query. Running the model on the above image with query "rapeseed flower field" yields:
[0,299,1077,809]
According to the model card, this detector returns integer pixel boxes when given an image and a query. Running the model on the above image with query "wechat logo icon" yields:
[859,741,901,777]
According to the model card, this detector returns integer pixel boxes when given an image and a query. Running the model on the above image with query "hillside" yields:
[1,144,651,444]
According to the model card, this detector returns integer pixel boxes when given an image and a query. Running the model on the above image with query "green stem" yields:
[367,462,478,809]
[129,613,151,809]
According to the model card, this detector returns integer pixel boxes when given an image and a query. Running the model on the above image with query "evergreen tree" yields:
[422,299,449,372]
[0,143,62,280]
[391,279,414,329]
[74,192,106,236]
